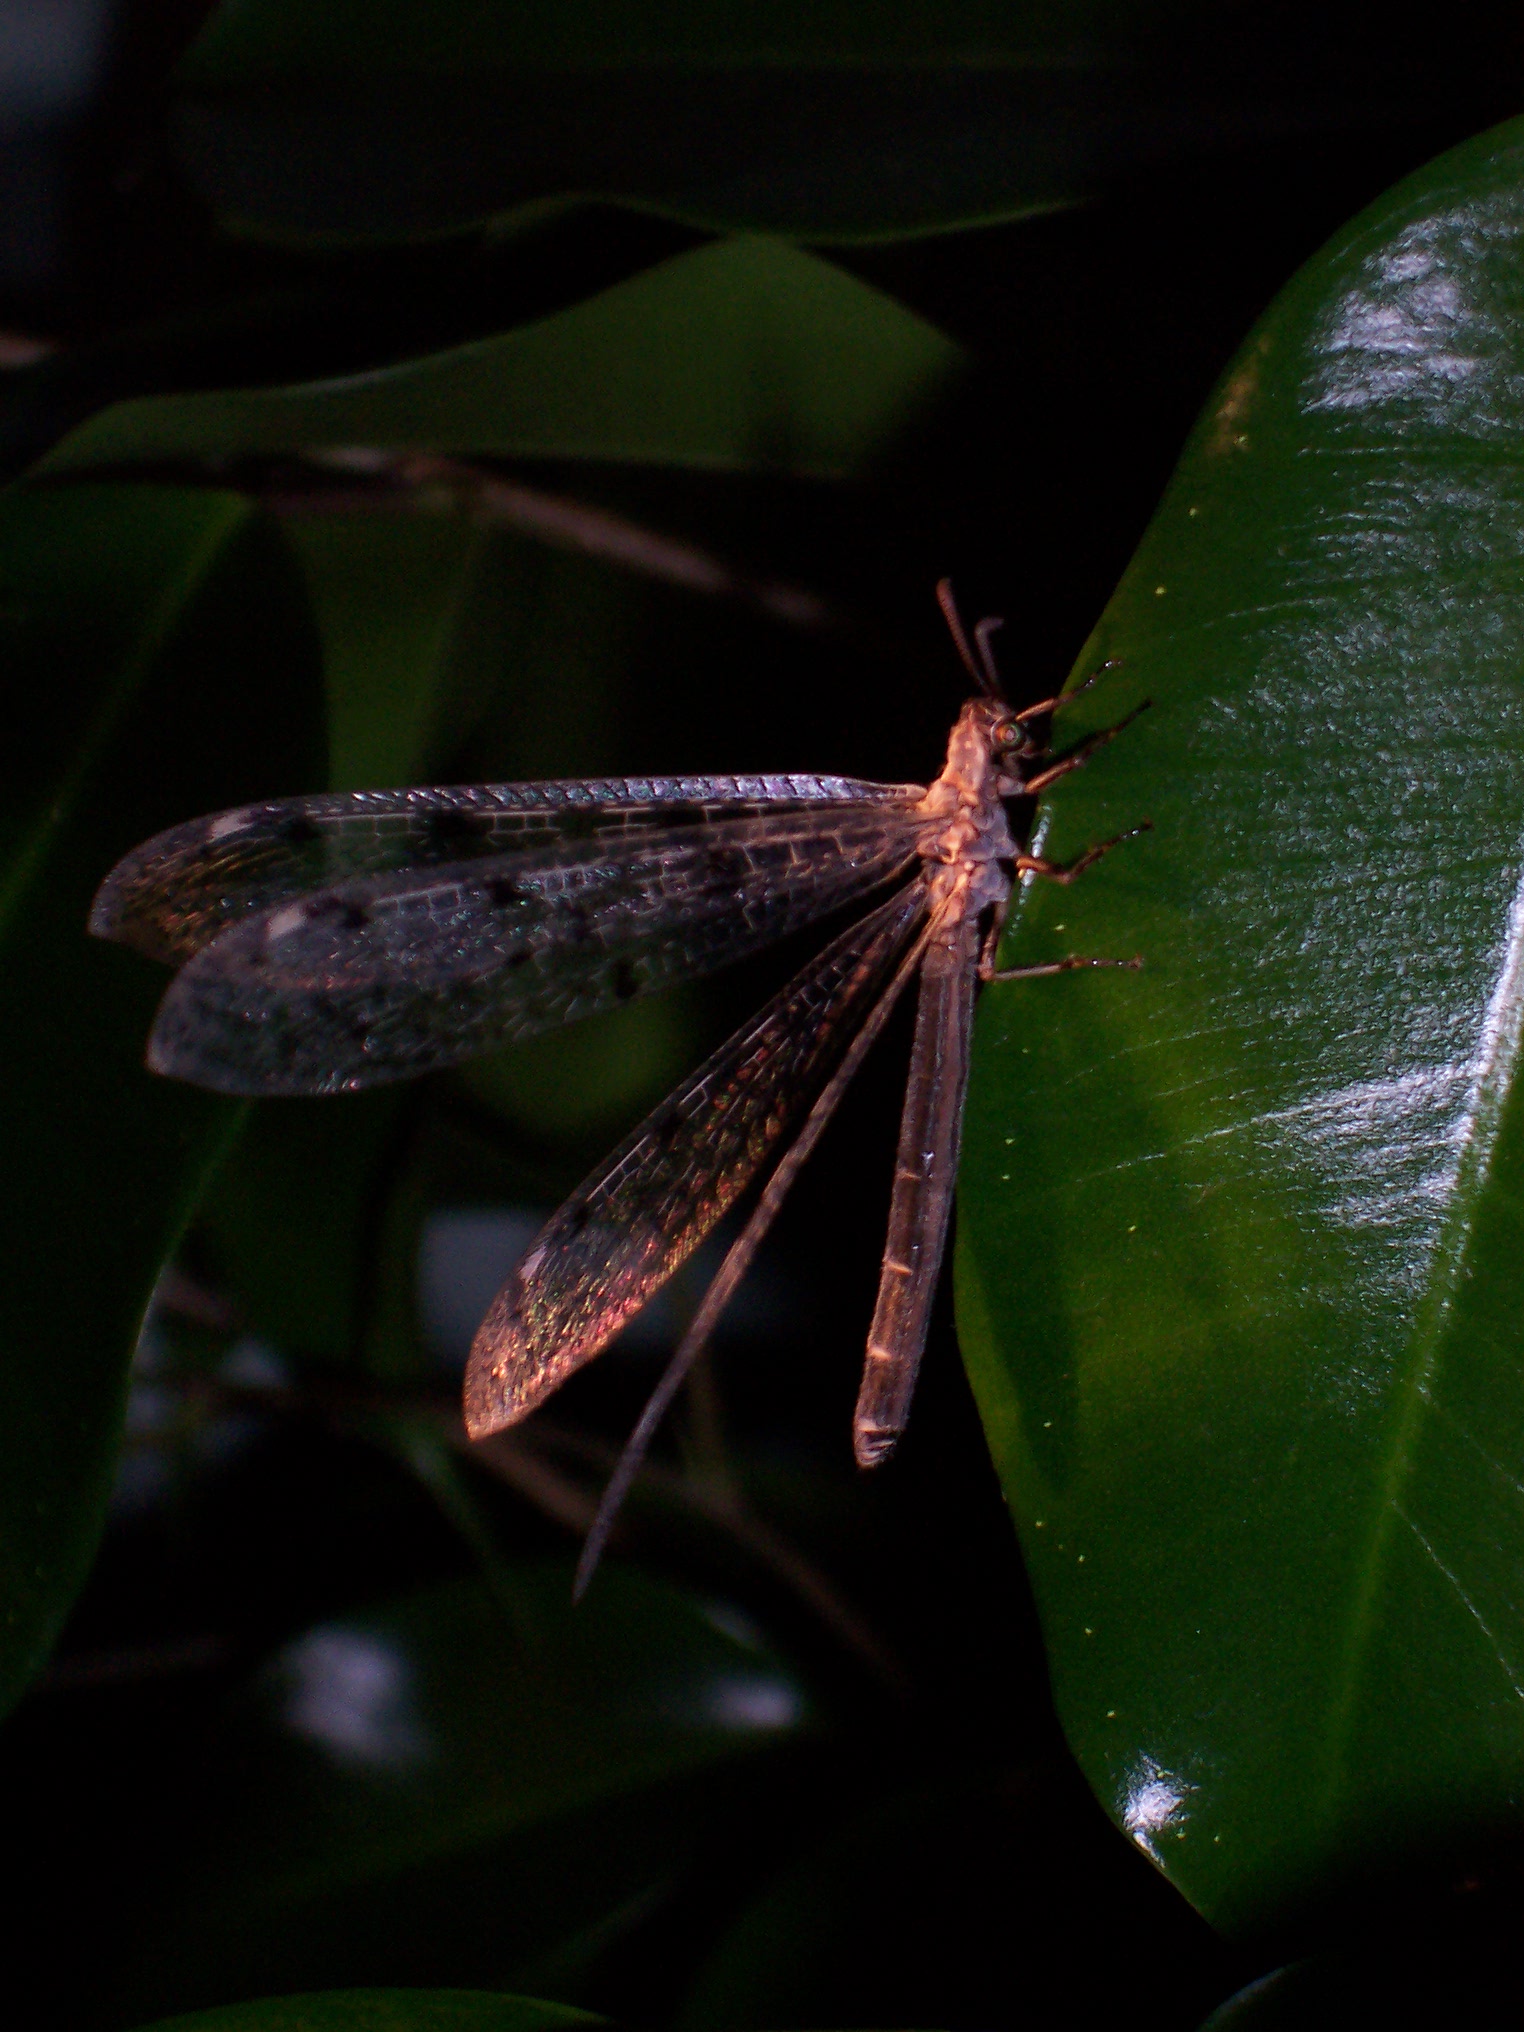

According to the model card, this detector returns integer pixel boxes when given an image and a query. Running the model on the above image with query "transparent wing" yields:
[146,808,927,1094]
[464,878,927,1438]
[91,772,923,966]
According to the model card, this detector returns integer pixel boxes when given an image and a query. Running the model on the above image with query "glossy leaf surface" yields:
[41,239,962,482]
[0,484,324,1717]
[133,1993,599,2032]
[958,114,1524,1931]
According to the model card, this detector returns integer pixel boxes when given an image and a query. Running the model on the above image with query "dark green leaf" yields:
[1196,1942,1524,2029]
[287,517,500,791]
[40,240,963,482]
[0,483,324,1717]
[168,0,1470,244]
[674,1773,1214,2032]
[132,1992,600,2032]
[121,1567,813,2011]
[958,113,1524,1931]
[195,1092,409,1370]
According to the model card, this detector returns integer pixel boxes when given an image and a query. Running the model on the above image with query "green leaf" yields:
[122,1567,813,2011]
[958,112,1524,1931]
[39,239,963,482]
[195,1091,410,1369]
[132,1992,601,2032]
[0,483,324,1717]
[286,516,500,791]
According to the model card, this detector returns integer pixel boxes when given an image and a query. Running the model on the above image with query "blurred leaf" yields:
[957,114,1524,1931]
[168,0,1471,243]
[133,1992,601,2032]
[196,1092,409,1369]
[122,1567,814,2012]
[284,517,500,790]
[0,483,324,1717]
[674,1774,1215,2031]
[459,994,699,1145]
[40,240,964,481]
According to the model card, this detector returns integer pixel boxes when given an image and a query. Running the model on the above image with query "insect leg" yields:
[1014,821,1151,886]
[1012,656,1126,727]
[574,909,935,1597]
[854,908,978,1469]
[988,820,1148,981]
[983,953,1143,983]
[1021,698,1151,795]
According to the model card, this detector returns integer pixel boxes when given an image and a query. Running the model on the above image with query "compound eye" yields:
[992,717,1022,749]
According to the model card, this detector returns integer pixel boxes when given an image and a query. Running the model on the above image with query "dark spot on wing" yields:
[279,814,322,847]
[422,807,495,854]
[613,958,638,1001]
[565,903,592,943]
[648,1102,683,1151]
[567,1202,591,1236]
[488,876,527,908]
[557,809,603,842]
[307,895,369,931]
[706,845,750,884]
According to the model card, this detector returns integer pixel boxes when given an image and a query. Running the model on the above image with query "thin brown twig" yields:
[271,449,840,632]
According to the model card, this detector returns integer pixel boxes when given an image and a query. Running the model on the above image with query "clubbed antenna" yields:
[935,578,1007,700]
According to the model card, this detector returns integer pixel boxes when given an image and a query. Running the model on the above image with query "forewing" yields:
[90,773,922,965]
[463,879,927,1438]
[147,808,926,1093]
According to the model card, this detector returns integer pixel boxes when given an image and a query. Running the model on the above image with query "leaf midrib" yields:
[1319,855,1524,1813]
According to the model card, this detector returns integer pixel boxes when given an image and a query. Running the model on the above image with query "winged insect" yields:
[92,585,1147,1585]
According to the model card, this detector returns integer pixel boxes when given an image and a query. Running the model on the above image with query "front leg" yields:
[977,880,1141,982]
[1014,820,1150,886]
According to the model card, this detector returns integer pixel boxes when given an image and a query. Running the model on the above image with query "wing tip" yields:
[146,988,266,1095]
[464,1292,584,1440]
[87,877,124,944]
[144,1021,237,1092]
[463,1334,522,1441]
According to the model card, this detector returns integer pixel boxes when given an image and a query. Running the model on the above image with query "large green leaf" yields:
[120,1567,813,2013]
[40,240,962,482]
[957,113,1524,1931]
[0,483,324,1717]
[169,0,1489,245]
[133,1994,599,2032]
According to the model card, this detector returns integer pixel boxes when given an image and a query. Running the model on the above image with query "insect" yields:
[91,585,1146,1586]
